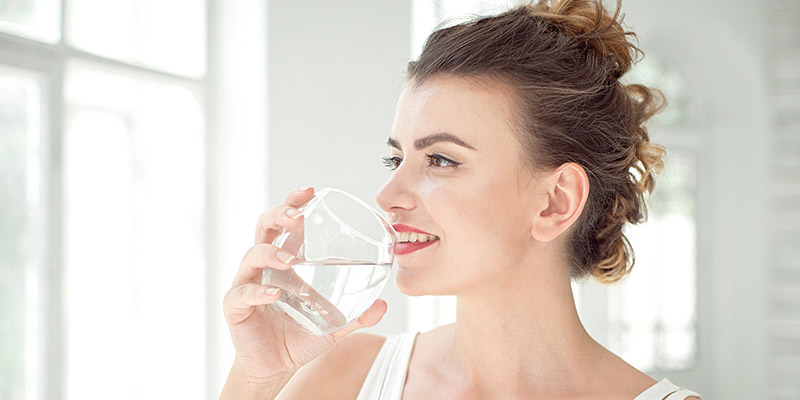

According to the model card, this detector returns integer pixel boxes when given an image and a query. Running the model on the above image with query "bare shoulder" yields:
[590,345,658,398]
[619,369,658,399]
[276,333,386,400]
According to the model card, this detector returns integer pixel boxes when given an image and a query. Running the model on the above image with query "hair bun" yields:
[593,232,634,283]
[526,0,639,80]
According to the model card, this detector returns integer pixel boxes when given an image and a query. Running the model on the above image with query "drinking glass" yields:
[262,188,396,335]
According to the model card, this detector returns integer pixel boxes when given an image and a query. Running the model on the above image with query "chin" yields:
[394,266,457,296]
[394,268,426,296]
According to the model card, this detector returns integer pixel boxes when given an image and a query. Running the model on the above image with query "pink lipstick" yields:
[392,224,439,255]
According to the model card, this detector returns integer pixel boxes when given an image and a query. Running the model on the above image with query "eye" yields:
[382,155,402,171]
[426,153,461,168]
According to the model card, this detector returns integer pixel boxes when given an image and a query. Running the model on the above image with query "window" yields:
[66,0,205,78]
[0,0,61,43]
[63,61,205,399]
[0,2,207,398]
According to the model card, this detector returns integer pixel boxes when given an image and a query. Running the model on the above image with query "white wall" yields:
[266,1,413,336]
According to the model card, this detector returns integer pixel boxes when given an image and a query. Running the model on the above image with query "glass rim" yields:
[310,187,397,247]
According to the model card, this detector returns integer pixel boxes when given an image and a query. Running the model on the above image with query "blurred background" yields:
[0,0,796,399]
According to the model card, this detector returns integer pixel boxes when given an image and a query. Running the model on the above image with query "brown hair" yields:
[408,0,666,283]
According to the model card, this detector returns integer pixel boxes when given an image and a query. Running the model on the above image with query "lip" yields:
[392,224,433,235]
[395,240,438,255]
[391,224,439,255]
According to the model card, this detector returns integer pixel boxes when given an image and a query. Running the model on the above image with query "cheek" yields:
[437,177,531,271]
[416,174,446,202]
[446,201,527,268]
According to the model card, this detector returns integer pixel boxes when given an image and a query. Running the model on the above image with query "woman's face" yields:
[375,75,546,296]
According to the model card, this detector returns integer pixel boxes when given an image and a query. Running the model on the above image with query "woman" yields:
[220,0,702,398]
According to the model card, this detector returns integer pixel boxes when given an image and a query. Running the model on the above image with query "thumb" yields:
[330,299,387,342]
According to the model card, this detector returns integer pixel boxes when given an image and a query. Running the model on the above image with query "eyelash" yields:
[381,154,462,171]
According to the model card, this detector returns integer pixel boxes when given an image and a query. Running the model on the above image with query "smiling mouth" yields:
[394,232,440,256]
[396,231,439,243]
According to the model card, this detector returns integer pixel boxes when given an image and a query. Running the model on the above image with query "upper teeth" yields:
[397,231,439,243]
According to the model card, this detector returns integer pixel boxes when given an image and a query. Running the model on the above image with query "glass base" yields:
[264,268,348,336]
[270,301,325,335]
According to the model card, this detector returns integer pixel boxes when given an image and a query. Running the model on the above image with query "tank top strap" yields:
[356,332,419,400]
[633,378,702,400]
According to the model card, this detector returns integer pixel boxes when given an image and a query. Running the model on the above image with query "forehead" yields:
[391,75,519,147]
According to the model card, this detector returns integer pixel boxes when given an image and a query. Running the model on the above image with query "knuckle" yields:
[257,208,280,229]
[237,284,259,305]
[239,247,256,269]
[257,207,294,232]
[222,287,239,311]
[239,284,255,302]
[256,211,271,228]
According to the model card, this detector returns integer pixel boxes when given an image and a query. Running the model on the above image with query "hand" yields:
[222,187,388,381]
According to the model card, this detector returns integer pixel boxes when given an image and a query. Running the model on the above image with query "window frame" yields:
[0,31,65,399]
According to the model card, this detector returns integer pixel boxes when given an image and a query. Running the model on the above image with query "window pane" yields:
[64,61,205,399]
[0,67,43,400]
[0,0,60,43]
[66,0,205,78]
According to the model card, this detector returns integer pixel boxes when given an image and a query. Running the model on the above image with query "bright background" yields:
[0,0,795,399]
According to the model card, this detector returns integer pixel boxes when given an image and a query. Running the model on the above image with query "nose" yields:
[375,166,416,217]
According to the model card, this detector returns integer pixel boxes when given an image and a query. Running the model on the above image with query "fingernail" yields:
[285,208,303,219]
[264,287,280,296]
[276,251,295,264]
[296,186,311,192]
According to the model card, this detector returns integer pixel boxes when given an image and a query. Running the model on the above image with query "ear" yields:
[530,162,589,242]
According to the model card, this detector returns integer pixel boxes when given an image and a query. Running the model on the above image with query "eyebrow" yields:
[386,133,476,151]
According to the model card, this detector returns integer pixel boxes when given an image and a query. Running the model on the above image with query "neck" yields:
[446,252,603,395]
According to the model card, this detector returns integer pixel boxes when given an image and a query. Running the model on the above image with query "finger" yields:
[254,187,315,245]
[329,299,388,342]
[253,204,305,245]
[233,243,297,287]
[223,283,282,325]
[281,186,315,207]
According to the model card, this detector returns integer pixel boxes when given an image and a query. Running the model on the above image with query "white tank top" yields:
[356,332,702,400]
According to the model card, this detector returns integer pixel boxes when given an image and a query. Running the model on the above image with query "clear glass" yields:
[64,61,205,399]
[0,67,42,400]
[66,0,206,78]
[262,188,396,336]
